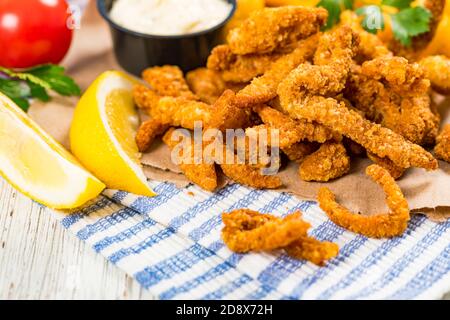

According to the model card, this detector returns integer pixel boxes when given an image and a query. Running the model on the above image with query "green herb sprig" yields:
[0,64,81,112]
[316,0,432,46]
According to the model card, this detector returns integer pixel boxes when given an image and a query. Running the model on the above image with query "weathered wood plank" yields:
[0,178,154,300]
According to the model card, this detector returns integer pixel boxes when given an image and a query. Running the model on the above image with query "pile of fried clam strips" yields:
[133,5,450,263]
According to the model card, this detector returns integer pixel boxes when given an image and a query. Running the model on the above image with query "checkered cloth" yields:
[55,181,450,299]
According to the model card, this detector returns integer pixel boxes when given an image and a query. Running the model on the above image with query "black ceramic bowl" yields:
[97,0,236,76]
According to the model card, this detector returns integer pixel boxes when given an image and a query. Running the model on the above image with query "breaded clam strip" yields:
[318,165,410,238]
[227,6,328,54]
[221,210,310,252]
[277,28,437,170]
[133,84,160,113]
[367,152,405,180]
[282,96,438,170]
[419,55,450,95]
[299,142,350,182]
[207,45,283,83]
[339,10,391,62]
[285,237,339,266]
[135,86,250,131]
[162,128,217,191]
[142,65,198,100]
[222,209,339,265]
[347,57,439,145]
[282,142,318,162]
[434,124,450,163]
[135,119,170,152]
[254,105,338,146]
[220,146,282,189]
[185,68,227,104]
[151,96,215,130]
[135,66,200,150]
[234,34,320,108]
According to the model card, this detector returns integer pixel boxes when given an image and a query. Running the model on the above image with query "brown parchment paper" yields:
[28,1,450,221]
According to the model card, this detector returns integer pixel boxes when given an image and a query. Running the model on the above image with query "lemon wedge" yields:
[0,93,105,209]
[70,71,155,197]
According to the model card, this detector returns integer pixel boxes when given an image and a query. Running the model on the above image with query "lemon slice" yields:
[0,93,105,209]
[70,71,155,197]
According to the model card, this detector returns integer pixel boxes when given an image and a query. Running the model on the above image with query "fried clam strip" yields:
[434,124,450,163]
[346,57,439,145]
[142,65,198,100]
[419,55,450,95]
[388,0,446,60]
[206,90,252,131]
[134,66,200,151]
[227,6,328,55]
[318,165,410,238]
[367,152,405,180]
[222,209,339,265]
[135,119,170,152]
[186,68,227,104]
[254,105,339,146]
[299,142,351,182]
[339,10,392,62]
[219,146,282,189]
[222,210,310,252]
[286,96,438,170]
[133,84,160,114]
[134,85,250,131]
[282,141,318,162]
[162,128,217,191]
[285,237,339,266]
[185,68,247,105]
[207,45,283,83]
[278,30,438,170]
[234,33,321,108]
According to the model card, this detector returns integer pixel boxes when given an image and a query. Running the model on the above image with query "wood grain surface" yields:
[0,178,154,300]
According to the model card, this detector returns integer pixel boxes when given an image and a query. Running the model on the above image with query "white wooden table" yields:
[0,178,155,300]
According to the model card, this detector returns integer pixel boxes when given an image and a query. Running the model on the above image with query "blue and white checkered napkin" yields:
[55,181,450,300]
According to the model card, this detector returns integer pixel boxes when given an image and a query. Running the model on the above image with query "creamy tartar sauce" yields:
[110,0,233,36]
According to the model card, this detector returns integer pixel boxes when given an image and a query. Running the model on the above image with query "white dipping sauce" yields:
[110,0,233,36]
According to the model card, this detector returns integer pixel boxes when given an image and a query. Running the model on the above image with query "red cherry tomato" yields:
[0,0,73,68]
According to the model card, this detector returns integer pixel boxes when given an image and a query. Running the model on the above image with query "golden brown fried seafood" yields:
[278,28,437,170]
[227,6,327,54]
[186,68,227,104]
[254,105,339,145]
[220,147,281,190]
[162,128,217,191]
[234,33,321,108]
[135,119,170,152]
[221,209,310,252]
[133,84,160,113]
[346,57,439,145]
[299,142,351,182]
[434,124,450,162]
[318,164,410,238]
[285,237,339,266]
[282,96,438,170]
[207,45,282,83]
[151,96,215,130]
[339,10,391,62]
[282,141,318,162]
[142,65,198,100]
[367,152,405,180]
[207,90,252,131]
[419,55,450,95]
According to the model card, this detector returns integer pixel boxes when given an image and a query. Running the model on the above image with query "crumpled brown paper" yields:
[28,2,450,221]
